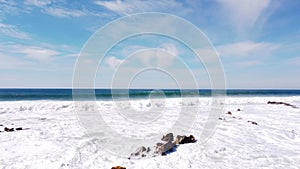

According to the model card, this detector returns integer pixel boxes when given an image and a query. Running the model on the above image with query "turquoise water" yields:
[0,89,300,101]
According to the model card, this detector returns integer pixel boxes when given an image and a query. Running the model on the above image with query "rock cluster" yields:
[0,124,29,133]
[220,109,258,125]
[129,133,196,159]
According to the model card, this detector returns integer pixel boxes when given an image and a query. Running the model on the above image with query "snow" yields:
[0,96,299,168]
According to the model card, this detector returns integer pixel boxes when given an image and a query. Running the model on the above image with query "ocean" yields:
[1,89,300,101]
[0,89,299,168]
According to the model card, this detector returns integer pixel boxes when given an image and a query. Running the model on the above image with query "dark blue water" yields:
[0,89,300,101]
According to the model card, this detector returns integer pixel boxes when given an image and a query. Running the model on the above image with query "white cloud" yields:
[217,41,278,57]
[195,48,219,63]
[238,60,261,67]
[94,0,181,15]
[131,43,179,68]
[0,23,31,39]
[23,0,87,18]
[286,57,300,66]
[19,45,60,62]
[160,43,178,57]
[0,44,60,62]
[24,0,52,7]
[0,0,18,20]
[106,56,124,69]
[121,45,147,56]
[44,7,86,17]
[0,53,33,69]
[217,0,271,30]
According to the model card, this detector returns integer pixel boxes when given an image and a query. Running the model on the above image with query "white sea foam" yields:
[0,96,299,168]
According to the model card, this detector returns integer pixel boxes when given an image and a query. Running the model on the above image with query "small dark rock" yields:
[4,127,14,132]
[237,109,241,111]
[111,166,126,169]
[0,124,3,126]
[247,121,258,125]
[177,135,196,144]
[15,127,23,131]
[227,111,232,115]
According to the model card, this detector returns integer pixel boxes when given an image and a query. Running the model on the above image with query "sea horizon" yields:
[1,88,300,101]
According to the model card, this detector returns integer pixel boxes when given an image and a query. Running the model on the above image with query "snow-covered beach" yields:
[1,96,299,169]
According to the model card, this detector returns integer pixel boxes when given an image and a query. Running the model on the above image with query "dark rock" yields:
[218,117,224,120]
[15,127,23,131]
[237,109,241,111]
[176,135,196,144]
[111,166,126,169]
[4,127,14,132]
[247,120,258,125]
[267,101,297,108]
[0,124,3,126]
[227,111,232,115]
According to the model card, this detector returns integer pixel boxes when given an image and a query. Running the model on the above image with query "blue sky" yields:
[0,0,299,89]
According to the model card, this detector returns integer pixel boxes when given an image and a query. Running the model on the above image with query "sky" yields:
[0,0,299,89]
